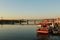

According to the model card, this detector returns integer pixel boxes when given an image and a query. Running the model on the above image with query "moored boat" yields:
[36,22,49,34]
[36,28,49,34]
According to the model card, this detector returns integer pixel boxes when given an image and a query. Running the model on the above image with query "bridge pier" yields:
[19,20,22,24]
[34,20,36,25]
[27,20,29,25]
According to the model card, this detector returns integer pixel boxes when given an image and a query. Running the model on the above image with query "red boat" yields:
[37,22,49,34]
[36,28,49,34]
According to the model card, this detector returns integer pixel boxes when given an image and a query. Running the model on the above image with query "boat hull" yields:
[36,28,48,34]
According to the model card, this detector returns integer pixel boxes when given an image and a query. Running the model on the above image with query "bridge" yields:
[0,18,56,25]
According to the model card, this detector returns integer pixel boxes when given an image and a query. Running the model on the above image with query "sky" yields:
[0,0,60,19]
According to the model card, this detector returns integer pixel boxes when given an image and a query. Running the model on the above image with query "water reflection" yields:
[36,32,60,40]
[0,25,3,28]
[0,25,60,40]
[36,33,51,40]
[0,25,37,40]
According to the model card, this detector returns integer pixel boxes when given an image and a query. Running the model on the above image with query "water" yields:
[0,25,60,40]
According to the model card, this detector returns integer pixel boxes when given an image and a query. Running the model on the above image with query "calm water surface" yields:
[0,25,60,40]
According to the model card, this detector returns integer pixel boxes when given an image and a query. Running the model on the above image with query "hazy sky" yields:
[0,0,60,19]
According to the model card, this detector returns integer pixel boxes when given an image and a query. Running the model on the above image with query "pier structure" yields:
[0,18,56,25]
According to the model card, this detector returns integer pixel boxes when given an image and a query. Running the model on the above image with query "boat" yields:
[36,23,49,34]
[36,28,49,34]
